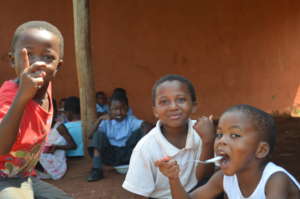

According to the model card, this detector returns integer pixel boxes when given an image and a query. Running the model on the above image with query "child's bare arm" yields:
[0,49,46,155]
[155,157,191,199]
[265,172,299,199]
[155,157,224,199]
[190,170,224,199]
[169,178,192,199]
[46,124,77,152]
[193,115,215,180]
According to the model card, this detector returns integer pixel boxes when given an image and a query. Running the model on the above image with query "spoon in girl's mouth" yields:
[184,156,223,165]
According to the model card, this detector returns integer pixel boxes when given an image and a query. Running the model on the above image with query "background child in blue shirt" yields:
[95,91,108,117]
[87,92,152,182]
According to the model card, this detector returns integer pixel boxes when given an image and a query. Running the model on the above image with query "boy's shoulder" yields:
[126,115,142,121]
[0,80,18,94]
[133,125,159,150]
[0,80,18,104]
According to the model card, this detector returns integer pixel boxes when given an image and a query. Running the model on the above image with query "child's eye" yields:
[44,55,55,62]
[230,133,241,139]
[176,98,186,104]
[215,132,223,139]
[159,99,169,106]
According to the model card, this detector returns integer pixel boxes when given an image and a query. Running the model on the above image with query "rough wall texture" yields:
[1,0,299,122]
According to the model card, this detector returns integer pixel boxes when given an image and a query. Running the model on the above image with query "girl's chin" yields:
[222,170,235,176]
[219,158,233,175]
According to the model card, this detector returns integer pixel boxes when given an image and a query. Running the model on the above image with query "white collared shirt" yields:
[122,120,202,199]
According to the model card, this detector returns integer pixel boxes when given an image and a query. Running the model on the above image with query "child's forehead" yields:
[15,28,60,50]
[110,100,127,107]
[156,80,189,94]
[97,94,106,98]
[219,111,254,128]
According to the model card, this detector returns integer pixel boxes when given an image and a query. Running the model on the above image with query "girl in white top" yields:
[123,74,216,198]
[156,104,300,199]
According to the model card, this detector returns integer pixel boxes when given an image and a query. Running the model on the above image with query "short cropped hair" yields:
[110,92,129,107]
[96,91,106,98]
[223,104,277,153]
[152,74,196,105]
[10,20,64,58]
[112,88,127,97]
[64,96,80,115]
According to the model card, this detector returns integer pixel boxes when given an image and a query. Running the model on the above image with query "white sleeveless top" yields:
[223,162,300,199]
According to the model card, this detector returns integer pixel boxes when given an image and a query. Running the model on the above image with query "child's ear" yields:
[255,141,270,159]
[8,52,15,67]
[54,59,63,75]
[56,59,63,72]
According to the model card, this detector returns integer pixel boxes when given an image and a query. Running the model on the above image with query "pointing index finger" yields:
[21,48,30,70]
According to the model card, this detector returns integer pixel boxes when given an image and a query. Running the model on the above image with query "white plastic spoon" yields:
[186,156,223,164]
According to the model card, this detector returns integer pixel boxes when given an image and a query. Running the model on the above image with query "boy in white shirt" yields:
[123,74,216,198]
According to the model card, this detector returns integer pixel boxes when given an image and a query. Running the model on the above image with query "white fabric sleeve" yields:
[122,145,156,197]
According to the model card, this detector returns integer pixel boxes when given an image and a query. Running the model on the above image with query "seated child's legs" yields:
[103,128,146,166]
[88,130,110,158]
[87,129,145,182]
[0,177,34,199]
[87,131,111,182]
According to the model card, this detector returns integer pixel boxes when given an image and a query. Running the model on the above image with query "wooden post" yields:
[72,0,96,154]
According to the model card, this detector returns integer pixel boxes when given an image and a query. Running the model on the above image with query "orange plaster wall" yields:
[1,0,300,122]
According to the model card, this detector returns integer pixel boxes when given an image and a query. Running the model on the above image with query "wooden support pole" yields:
[72,0,96,154]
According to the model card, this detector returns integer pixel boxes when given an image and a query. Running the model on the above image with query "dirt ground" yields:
[47,116,300,199]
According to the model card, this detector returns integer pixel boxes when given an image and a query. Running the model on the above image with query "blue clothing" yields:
[64,121,84,157]
[127,108,133,115]
[97,116,143,147]
[96,104,109,113]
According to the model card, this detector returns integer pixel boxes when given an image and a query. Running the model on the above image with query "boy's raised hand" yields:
[193,115,215,144]
[155,156,180,180]
[18,48,46,100]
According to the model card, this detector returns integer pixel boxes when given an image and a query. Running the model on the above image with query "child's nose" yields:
[169,101,178,109]
[217,135,229,146]
[29,56,45,66]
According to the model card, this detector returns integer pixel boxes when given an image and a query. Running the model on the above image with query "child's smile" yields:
[153,80,196,129]
[109,100,128,122]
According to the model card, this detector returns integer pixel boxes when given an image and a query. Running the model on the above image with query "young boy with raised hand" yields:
[156,104,300,199]
[0,21,72,198]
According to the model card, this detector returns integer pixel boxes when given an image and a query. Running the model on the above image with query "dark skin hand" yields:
[88,114,110,139]
[44,123,77,153]
[193,115,215,180]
